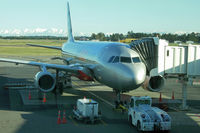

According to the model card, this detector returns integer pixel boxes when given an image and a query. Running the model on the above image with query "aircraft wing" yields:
[0,58,78,73]
[27,44,61,50]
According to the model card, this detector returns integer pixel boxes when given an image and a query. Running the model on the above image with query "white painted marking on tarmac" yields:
[72,81,115,108]
[88,91,115,108]
[100,120,107,126]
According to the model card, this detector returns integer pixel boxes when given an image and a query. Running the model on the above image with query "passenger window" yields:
[132,57,141,63]
[120,57,131,63]
[108,56,115,63]
[113,56,119,63]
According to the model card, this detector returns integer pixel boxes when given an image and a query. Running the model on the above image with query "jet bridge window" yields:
[132,57,141,63]
[113,56,119,63]
[120,57,131,63]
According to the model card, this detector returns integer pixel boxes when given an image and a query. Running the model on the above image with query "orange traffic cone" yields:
[57,110,61,124]
[28,90,31,100]
[43,93,46,103]
[172,91,175,100]
[62,110,67,124]
[159,92,162,102]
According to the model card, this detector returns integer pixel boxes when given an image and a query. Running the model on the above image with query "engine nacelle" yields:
[35,71,56,92]
[142,75,165,92]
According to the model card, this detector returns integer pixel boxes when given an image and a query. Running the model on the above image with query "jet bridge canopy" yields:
[130,37,159,75]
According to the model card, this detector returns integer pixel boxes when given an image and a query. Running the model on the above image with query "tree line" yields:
[90,31,200,43]
[0,31,200,43]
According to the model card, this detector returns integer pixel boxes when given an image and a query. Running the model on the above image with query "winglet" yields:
[67,2,74,42]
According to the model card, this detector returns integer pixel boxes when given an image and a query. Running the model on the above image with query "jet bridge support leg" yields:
[181,77,188,110]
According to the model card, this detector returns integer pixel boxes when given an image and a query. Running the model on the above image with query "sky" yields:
[0,0,199,36]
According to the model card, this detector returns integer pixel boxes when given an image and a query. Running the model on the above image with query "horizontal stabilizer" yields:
[27,44,61,50]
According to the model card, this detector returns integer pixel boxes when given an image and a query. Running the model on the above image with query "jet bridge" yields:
[130,37,159,75]
[130,37,200,110]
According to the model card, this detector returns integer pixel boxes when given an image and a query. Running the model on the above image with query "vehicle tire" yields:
[129,116,133,126]
[137,121,141,131]
[72,112,75,119]
[72,114,76,119]
[84,119,87,124]
[164,130,170,133]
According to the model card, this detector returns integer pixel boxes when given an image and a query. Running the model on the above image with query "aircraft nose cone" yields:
[134,65,146,85]
[124,63,146,88]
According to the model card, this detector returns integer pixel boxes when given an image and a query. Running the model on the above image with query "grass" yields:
[0,46,61,56]
[0,39,64,56]
[1,39,199,56]
[169,43,200,46]
[0,39,66,46]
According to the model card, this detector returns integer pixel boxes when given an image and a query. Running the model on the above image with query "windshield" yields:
[132,57,141,63]
[108,56,115,63]
[135,100,150,106]
[107,56,140,64]
[113,56,119,63]
[120,57,131,63]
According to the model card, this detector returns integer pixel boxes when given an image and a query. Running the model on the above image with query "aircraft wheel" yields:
[129,116,133,126]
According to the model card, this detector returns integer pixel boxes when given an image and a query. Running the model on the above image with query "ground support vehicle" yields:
[72,98,101,123]
[128,96,171,132]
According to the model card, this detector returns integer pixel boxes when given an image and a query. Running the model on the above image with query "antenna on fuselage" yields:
[67,2,74,42]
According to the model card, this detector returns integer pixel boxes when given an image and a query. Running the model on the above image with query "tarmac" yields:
[0,57,200,133]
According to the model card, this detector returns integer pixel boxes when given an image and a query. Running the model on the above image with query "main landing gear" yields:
[53,70,72,108]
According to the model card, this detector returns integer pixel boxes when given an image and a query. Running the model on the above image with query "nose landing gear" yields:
[113,90,128,113]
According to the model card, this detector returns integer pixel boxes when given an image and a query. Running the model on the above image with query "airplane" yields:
[0,2,164,104]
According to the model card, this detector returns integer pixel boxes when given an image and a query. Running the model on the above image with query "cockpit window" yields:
[108,56,115,63]
[132,57,141,63]
[120,57,131,63]
[108,56,140,64]
[113,56,119,63]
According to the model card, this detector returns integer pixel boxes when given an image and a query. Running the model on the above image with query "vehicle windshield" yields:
[132,57,141,63]
[120,57,131,63]
[135,100,150,106]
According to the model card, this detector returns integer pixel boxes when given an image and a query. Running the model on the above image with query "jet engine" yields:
[142,75,165,92]
[35,71,56,92]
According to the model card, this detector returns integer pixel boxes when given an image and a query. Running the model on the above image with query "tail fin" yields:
[67,2,74,42]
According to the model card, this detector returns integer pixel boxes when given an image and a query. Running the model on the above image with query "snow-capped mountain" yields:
[0,28,68,36]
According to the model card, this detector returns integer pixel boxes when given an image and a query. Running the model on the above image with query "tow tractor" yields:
[72,97,101,124]
[128,96,171,132]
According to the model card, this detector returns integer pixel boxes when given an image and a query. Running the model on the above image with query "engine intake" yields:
[35,71,56,92]
[143,75,165,92]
